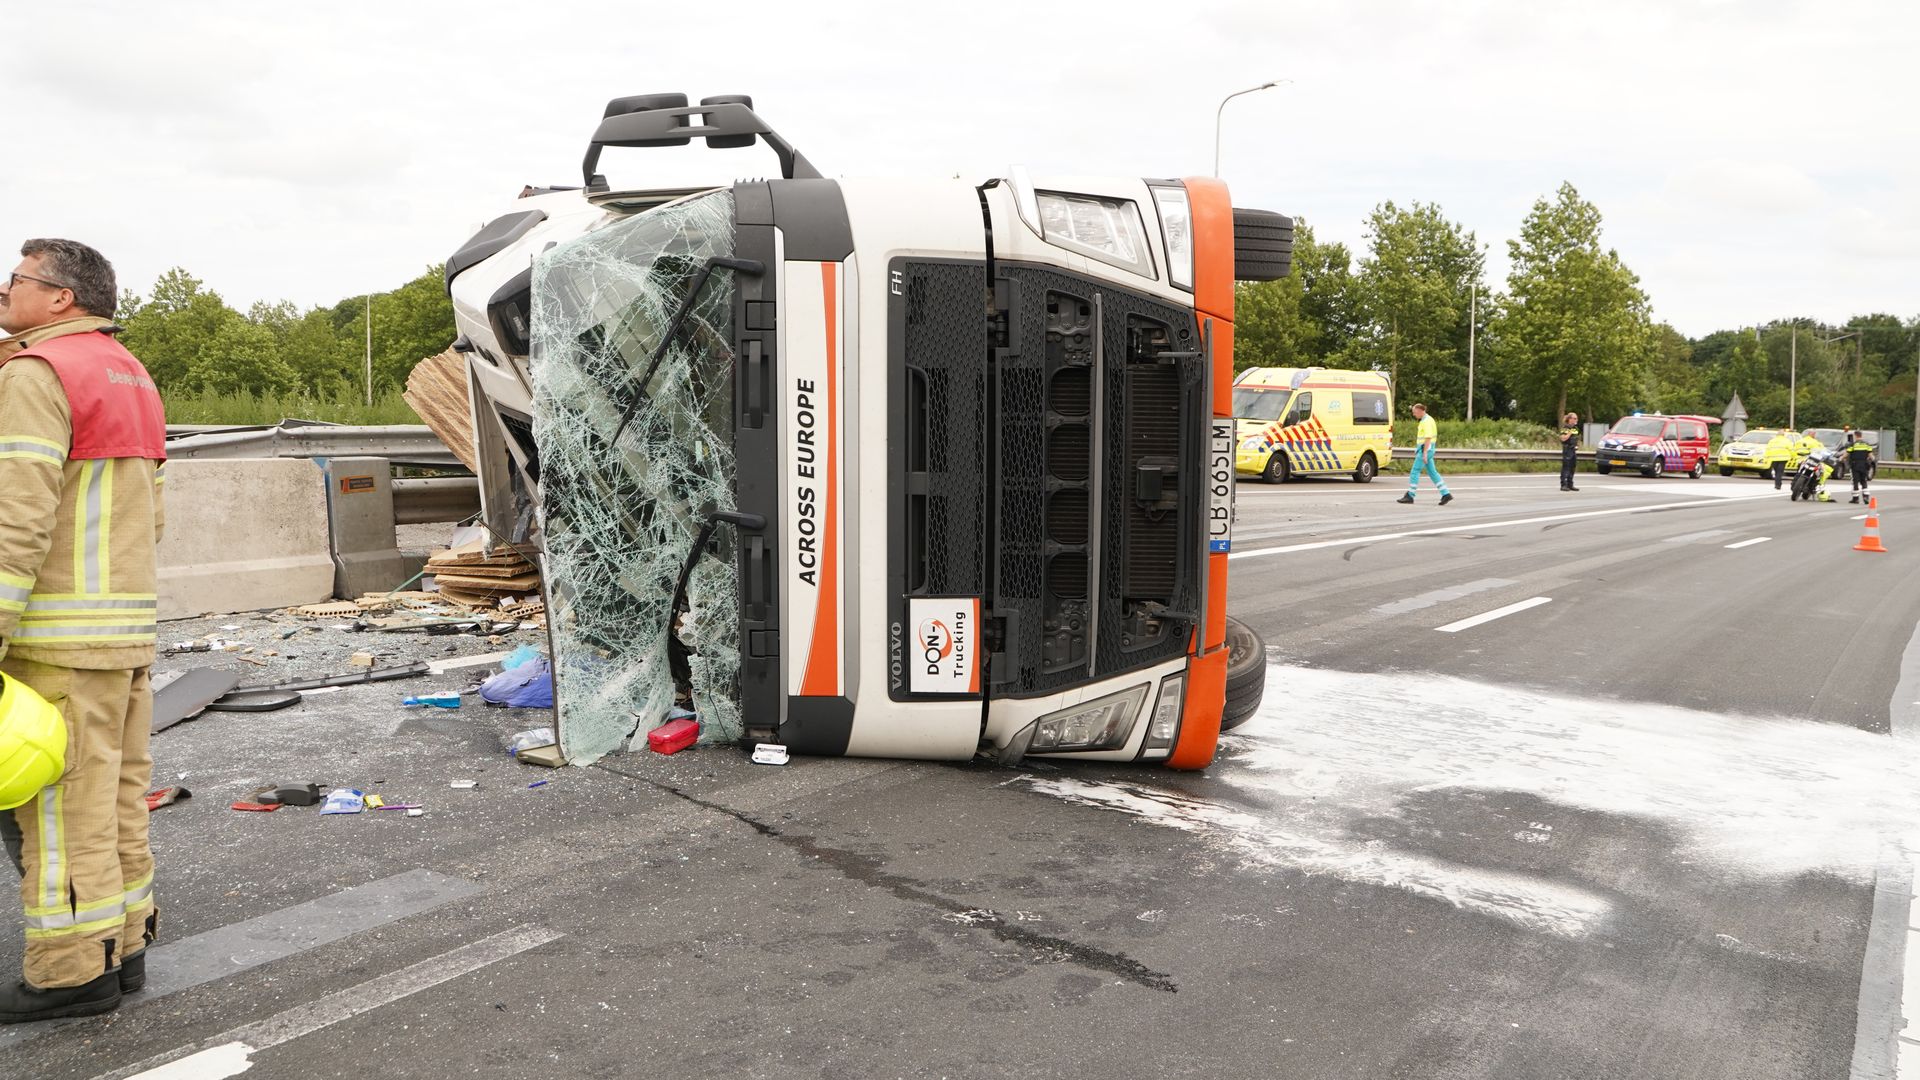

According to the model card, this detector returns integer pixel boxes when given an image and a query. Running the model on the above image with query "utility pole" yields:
[364,293,373,408]
[1466,284,1476,421]
[1788,326,1796,430]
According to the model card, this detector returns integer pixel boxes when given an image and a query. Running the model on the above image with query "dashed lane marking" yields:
[1435,597,1553,633]
[1724,537,1773,549]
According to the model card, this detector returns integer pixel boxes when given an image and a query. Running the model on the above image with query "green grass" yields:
[163,389,422,426]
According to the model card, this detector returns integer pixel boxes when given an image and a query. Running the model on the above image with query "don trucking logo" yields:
[907,597,981,695]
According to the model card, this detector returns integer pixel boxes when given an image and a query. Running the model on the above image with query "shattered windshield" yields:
[1233,387,1289,421]
[531,190,740,764]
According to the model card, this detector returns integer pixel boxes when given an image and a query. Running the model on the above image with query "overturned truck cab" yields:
[445,94,1288,767]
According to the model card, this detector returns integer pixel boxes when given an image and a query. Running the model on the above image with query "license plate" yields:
[1208,419,1235,553]
[1610,459,1627,466]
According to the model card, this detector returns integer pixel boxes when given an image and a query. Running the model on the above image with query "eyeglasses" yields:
[6,272,72,292]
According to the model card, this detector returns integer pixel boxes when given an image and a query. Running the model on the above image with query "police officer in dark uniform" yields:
[1558,412,1580,491]
[1846,432,1875,503]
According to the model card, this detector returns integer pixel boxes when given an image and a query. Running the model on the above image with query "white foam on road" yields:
[1021,664,1920,941]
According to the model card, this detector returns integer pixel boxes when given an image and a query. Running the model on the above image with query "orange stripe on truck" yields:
[800,263,841,696]
[1167,175,1235,769]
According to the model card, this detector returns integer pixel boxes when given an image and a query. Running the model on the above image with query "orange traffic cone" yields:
[1855,497,1887,553]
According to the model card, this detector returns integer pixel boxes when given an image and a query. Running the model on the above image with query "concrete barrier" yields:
[158,459,336,620]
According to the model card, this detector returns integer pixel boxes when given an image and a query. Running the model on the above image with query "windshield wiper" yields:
[607,255,765,448]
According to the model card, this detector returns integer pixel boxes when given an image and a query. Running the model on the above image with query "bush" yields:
[1390,418,1558,449]
[162,389,422,426]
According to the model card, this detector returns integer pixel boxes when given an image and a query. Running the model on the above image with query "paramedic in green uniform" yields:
[1397,403,1452,505]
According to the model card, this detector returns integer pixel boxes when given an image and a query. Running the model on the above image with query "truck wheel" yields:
[1352,452,1377,484]
[1263,452,1290,484]
[1231,208,1294,283]
[1719,467,1734,477]
[1596,463,1612,475]
[1641,462,1660,478]
[1219,616,1266,732]
[1689,458,1705,479]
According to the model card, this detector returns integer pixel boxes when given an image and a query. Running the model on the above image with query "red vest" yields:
[4,331,166,461]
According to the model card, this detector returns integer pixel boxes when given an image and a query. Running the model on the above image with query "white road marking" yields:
[1230,492,1777,560]
[1435,596,1552,633]
[1372,578,1516,616]
[1724,537,1773,549]
[1855,515,1872,521]
[1664,529,1734,544]
[102,925,562,1080]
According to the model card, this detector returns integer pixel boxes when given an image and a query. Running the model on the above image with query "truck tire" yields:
[1219,616,1266,732]
[1352,451,1378,483]
[1232,208,1295,282]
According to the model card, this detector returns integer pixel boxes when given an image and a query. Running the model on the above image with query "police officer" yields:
[1558,412,1580,491]
[1846,431,1875,504]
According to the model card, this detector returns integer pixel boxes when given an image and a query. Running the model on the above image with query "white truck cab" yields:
[444,94,1286,767]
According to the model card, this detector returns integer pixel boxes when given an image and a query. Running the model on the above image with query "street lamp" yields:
[1214,80,1289,176]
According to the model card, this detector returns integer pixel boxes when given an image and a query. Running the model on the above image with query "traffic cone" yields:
[1855,498,1887,553]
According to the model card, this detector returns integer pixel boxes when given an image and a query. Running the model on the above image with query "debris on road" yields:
[450,780,478,790]
[507,727,556,756]
[152,669,244,734]
[143,786,190,811]
[647,717,699,756]
[515,744,565,769]
[204,689,302,713]
[229,801,281,813]
[257,783,323,807]
[478,659,553,708]
[751,743,790,766]
[402,691,463,709]
[425,540,542,609]
[349,652,377,667]
[319,788,366,815]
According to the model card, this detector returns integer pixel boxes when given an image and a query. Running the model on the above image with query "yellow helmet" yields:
[0,672,66,811]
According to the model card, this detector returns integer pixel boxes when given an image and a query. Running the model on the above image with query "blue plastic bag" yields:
[479,658,554,708]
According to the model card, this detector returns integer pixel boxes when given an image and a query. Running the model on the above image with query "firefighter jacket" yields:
[0,318,166,670]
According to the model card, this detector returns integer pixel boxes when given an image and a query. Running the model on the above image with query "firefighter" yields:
[0,239,166,1023]
[1846,432,1875,503]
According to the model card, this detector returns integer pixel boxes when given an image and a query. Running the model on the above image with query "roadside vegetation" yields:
[163,389,422,427]
[1235,183,1919,456]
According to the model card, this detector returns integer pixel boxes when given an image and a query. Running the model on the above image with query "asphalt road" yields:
[3,471,1918,1079]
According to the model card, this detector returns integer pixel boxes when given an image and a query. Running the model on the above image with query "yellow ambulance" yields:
[1232,367,1394,483]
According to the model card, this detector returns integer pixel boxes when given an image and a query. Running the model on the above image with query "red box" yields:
[647,717,700,755]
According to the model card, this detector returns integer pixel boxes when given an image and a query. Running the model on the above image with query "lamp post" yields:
[364,293,373,408]
[1214,80,1288,176]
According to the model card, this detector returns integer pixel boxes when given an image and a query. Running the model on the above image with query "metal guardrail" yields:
[392,477,481,525]
[165,424,461,468]
[1390,446,1920,469]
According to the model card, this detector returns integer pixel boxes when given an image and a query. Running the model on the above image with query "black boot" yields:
[0,971,121,1024]
[119,951,145,994]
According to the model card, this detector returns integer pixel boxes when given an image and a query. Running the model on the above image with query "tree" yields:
[118,269,242,390]
[1643,323,1706,415]
[1348,201,1485,417]
[1492,183,1653,420]
[187,318,294,395]
[1233,224,1361,372]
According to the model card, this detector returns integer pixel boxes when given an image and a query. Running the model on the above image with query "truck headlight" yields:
[1023,684,1150,753]
[1141,675,1185,752]
[1151,185,1194,291]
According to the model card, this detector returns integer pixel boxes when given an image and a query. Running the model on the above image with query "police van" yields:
[1231,367,1394,483]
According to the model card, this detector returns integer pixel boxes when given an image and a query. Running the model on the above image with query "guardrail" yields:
[165,423,461,468]
[391,477,481,525]
[1390,447,1920,469]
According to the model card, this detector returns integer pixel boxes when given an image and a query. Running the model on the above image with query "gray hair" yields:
[20,238,117,319]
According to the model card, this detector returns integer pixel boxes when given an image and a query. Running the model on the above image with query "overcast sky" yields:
[8,0,1912,338]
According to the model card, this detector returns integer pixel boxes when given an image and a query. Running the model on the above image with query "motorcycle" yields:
[1790,448,1835,502]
